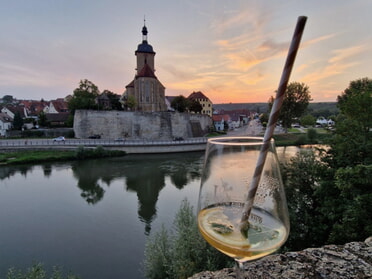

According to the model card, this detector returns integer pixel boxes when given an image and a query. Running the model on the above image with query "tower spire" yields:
[142,16,148,43]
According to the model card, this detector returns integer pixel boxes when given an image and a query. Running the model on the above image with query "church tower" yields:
[123,22,167,112]
[135,24,155,73]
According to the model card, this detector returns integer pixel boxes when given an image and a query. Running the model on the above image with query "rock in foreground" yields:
[188,237,372,279]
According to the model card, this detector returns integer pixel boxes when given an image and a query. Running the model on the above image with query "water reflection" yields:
[0,147,317,279]
[0,146,316,236]
[0,152,204,235]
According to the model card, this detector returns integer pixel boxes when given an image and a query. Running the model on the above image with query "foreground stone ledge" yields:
[189,237,372,279]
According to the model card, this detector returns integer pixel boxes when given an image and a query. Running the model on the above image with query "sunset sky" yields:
[1,0,371,103]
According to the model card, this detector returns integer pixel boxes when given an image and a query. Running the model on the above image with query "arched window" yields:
[145,81,150,102]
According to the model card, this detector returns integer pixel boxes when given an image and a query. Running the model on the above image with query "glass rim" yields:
[207,136,274,146]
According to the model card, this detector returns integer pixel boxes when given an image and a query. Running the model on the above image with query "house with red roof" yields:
[187,91,213,117]
[212,114,230,131]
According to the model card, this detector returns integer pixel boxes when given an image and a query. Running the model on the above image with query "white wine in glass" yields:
[197,137,289,275]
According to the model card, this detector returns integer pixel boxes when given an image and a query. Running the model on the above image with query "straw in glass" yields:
[240,16,308,228]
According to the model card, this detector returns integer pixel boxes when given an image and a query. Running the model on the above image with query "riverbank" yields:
[226,119,333,146]
[0,120,332,165]
[0,146,126,165]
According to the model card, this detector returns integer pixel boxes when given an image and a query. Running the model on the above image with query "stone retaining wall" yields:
[188,237,372,279]
[73,110,212,140]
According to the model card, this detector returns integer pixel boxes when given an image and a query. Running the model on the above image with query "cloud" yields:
[328,45,367,64]
[302,33,337,48]
[0,63,53,87]
[301,44,368,84]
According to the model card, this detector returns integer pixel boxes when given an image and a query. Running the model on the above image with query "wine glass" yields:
[197,136,290,278]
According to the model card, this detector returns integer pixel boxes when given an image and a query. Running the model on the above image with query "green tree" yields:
[300,114,316,127]
[125,95,137,110]
[317,77,372,245]
[307,128,318,142]
[99,90,123,110]
[188,99,203,113]
[269,82,312,131]
[68,79,100,114]
[12,111,24,130]
[171,95,189,112]
[281,149,325,251]
[337,77,372,135]
[107,91,123,110]
[259,113,269,127]
[2,95,14,104]
[38,111,47,127]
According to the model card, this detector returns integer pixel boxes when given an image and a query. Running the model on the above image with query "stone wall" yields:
[73,110,212,140]
[188,237,372,279]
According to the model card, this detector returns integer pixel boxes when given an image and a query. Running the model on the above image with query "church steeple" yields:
[136,20,155,54]
[142,18,148,43]
[135,20,156,74]
[123,18,167,112]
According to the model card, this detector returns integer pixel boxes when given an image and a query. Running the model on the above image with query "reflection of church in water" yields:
[121,22,167,112]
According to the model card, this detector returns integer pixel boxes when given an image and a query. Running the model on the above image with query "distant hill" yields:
[213,103,269,113]
[213,102,338,117]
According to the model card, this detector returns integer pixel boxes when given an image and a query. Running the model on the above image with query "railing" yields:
[0,137,208,148]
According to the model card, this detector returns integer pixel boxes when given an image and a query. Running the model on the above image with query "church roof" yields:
[135,24,155,54]
[136,63,157,79]
[136,41,155,54]
[126,80,135,88]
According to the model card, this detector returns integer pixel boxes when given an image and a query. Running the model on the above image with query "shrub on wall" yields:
[143,199,233,279]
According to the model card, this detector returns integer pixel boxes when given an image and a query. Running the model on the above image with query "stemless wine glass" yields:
[197,136,290,278]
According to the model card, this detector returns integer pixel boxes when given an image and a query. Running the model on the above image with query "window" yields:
[145,82,150,102]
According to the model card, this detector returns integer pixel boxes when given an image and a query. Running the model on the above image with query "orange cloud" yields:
[301,44,368,85]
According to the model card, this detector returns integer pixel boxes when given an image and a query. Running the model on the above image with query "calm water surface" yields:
[0,147,301,279]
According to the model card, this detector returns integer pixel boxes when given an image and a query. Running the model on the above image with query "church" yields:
[121,23,167,112]
[73,22,213,140]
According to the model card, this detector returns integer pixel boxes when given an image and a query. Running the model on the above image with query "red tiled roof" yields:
[3,105,26,117]
[188,91,210,101]
[136,64,157,79]
[126,80,135,88]
[50,100,68,112]
[20,100,47,115]
[212,114,230,122]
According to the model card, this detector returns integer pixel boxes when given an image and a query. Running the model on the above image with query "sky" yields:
[1,0,371,104]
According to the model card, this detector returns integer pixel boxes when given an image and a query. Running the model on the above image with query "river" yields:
[0,146,303,279]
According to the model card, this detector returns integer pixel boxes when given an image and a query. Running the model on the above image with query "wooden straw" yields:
[241,16,307,224]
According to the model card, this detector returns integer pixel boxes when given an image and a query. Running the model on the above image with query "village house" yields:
[212,114,230,131]
[1,105,26,120]
[44,99,69,114]
[1,98,69,129]
[187,91,213,117]
[213,108,250,130]
[316,116,335,127]
[0,112,12,136]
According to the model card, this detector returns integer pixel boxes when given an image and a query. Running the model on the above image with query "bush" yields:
[307,128,318,142]
[6,263,79,279]
[93,145,105,157]
[294,135,307,145]
[74,145,86,160]
[143,199,233,279]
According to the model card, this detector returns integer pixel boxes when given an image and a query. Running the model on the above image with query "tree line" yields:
[283,77,371,250]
